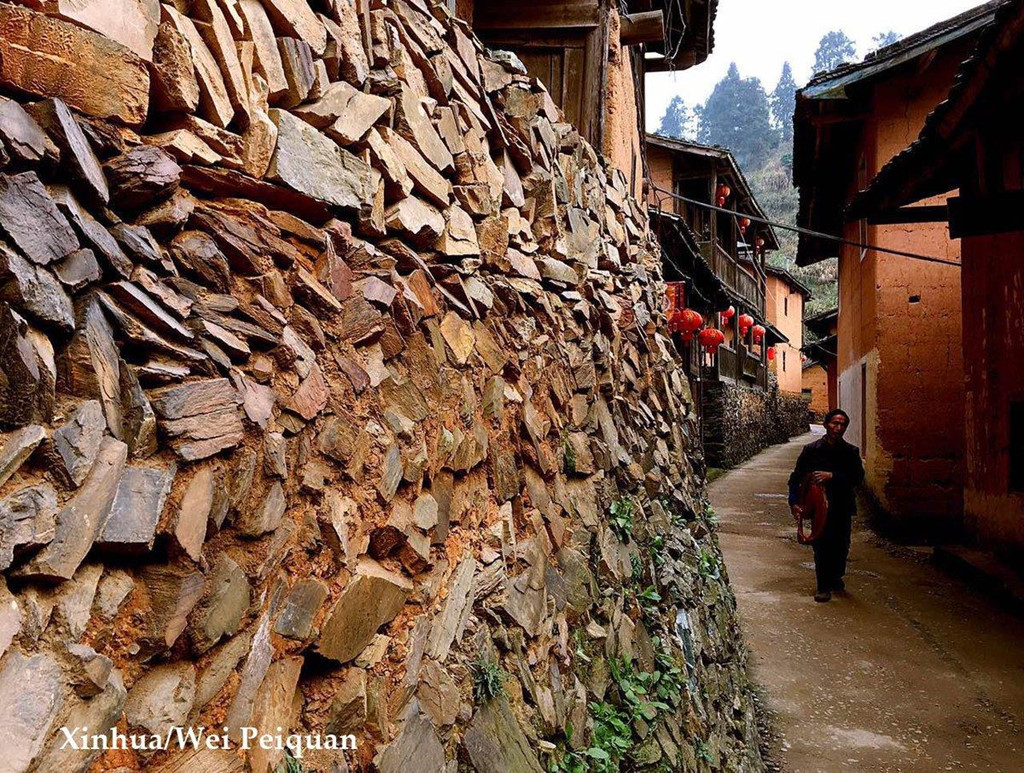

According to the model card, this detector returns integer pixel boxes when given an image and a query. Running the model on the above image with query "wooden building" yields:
[764,264,811,395]
[461,0,718,197]
[849,0,1024,561]
[647,134,784,387]
[792,2,1003,540]
[802,308,838,421]
[646,135,808,466]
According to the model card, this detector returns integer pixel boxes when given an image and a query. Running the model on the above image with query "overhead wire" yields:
[651,185,962,268]
[649,186,816,362]
[648,186,770,317]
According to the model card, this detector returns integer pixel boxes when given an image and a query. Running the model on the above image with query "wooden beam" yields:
[473,1,600,30]
[620,11,664,45]
[866,205,949,225]
[949,193,1024,238]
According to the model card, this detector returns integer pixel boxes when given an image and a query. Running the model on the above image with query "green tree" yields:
[870,30,900,52]
[696,63,775,172]
[770,62,797,145]
[656,96,695,140]
[812,30,856,74]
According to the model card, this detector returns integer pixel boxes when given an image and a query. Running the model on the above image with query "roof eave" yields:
[646,133,781,250]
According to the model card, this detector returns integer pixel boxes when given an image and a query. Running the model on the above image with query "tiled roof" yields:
[848,0,1024,217]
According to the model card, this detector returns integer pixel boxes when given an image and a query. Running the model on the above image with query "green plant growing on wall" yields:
[703,504,720,526]
[550,746,589,773]
[472,658,506,702]
[562,431,577,475]
[609,497,636,542]
[649,534,666,567]
[651,645,686,707]
[658,496,683,527]
[698,547,721,580]
[276,753,308,773]
[630,552,644,582]
[588,701,634,770]
[610,658,673,723]
[550,725,619,773]
[558,650,688,771]
[696,738,714,763]
[636,585,662,617]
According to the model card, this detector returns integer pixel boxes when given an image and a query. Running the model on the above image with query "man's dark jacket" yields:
[788,436,865,515]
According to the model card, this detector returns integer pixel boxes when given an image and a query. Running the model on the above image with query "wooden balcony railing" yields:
[700,344,767,390]
[698,240,765,315]
[716,345,738,381]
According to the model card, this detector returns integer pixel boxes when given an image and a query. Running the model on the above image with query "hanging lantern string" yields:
[650,186,962,268]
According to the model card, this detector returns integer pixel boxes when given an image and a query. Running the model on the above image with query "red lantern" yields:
[739,217,751,229]
[698,327,725,353]
[767,347,776,361]
[678,309,703,341]
[755,236,765,253]
[738,313,753,336]
[801,354,808,363]
[716,184,731,200]
[752,324,766,344]
[720,305,735,322]
[716,196,726,206]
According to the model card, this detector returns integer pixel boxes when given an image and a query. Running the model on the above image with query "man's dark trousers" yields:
[813,508,851,592]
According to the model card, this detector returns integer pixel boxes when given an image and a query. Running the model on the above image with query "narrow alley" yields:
[712,431,1024,772]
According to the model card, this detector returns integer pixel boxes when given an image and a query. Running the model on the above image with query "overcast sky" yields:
[645,0,986,128]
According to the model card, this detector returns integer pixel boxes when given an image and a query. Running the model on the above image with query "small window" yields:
[1011,401,1024,492]
[782,350,787,371]
[784,296,789,316]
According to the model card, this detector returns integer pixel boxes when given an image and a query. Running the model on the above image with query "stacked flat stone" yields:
[0,0,762,770]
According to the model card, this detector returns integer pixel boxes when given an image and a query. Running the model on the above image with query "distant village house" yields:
[802,308,838,422]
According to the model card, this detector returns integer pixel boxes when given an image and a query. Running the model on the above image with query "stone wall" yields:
[0,0,763,771]
[703,376,809,468]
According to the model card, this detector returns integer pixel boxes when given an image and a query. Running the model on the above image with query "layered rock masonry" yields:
[704,376,810,469]
[0,0,763,770]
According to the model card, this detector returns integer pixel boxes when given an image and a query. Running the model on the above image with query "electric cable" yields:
[651,185,962,267]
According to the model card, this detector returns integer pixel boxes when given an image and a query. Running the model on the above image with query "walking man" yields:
[788,409,865,602]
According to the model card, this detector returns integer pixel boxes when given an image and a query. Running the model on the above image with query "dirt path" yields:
[711,430,1024,772]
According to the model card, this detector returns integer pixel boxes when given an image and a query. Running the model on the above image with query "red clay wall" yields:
[766,275,804,394]
[836,52,967,537]
[647,144,676,211]
[803,363,829,420]
[836,226,878,451]
[961,230,1024,559]
[827,358,837,415]
[603,10,644,200]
